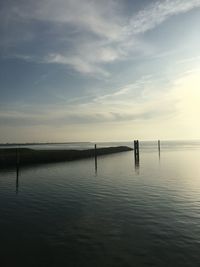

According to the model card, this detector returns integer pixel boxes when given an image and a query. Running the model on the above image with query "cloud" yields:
[0,73,175,128]
[1,0,200,76]
[2,67,199,129]
[125,0,200,35]
[0,107,171,127]
[16,0,123,40]
[94,75,154,102]
[176,55,200,65]
[1,68,200,142]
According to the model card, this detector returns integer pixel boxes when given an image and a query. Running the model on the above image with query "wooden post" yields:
[158,140,160,152]
[134,140,140,163]
[134,140,136,158]
[94,144,97,173]
[137,140,139,159]
[158,140,161,159]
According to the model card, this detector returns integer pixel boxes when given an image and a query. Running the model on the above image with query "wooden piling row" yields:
[11,141,162,190]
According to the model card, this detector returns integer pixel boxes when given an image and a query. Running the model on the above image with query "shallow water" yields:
[0,142,200,266]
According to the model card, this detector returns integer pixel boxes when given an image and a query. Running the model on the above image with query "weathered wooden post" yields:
[94,144,97,173]
[134,140,136,159]
[137,140,139,159]
[134,140,140,163]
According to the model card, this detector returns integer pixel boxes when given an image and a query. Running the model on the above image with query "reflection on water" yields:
[93,144,98,176]
[134,157,140,174]
[1,143,200,266]
[95,158,98,176]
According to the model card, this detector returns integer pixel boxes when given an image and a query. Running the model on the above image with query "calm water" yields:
[0,141,200,266]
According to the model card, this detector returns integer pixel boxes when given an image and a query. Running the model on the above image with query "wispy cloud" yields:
[0,74,175,127]
[125,0,200,35]
[176,55,200,65]
[1,0,200,76]
[2,67,200,142]
[94,75,154,102]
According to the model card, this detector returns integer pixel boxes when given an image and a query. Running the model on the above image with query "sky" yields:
[0,0,200,142]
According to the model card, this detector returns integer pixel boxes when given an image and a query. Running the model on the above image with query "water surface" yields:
[0,141,200,266]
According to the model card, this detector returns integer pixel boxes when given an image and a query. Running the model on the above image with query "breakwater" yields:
[0,146,133,167]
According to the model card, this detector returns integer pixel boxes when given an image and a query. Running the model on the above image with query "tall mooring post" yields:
[134,140,140,163]
[94,144,97,173]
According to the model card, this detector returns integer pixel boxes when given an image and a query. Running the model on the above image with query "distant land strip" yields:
[0,146,133,167]
[0,141,91,146]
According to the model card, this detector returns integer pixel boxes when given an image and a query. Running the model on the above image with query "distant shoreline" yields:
[0,141,91,147]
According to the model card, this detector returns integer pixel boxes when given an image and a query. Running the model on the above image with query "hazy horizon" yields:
[1,0,200,142]
[1,139,200,146]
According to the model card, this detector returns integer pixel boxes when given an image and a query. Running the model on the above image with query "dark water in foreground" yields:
[0,141,200,266]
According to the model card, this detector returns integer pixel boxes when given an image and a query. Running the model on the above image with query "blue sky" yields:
[0,0,200,142]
